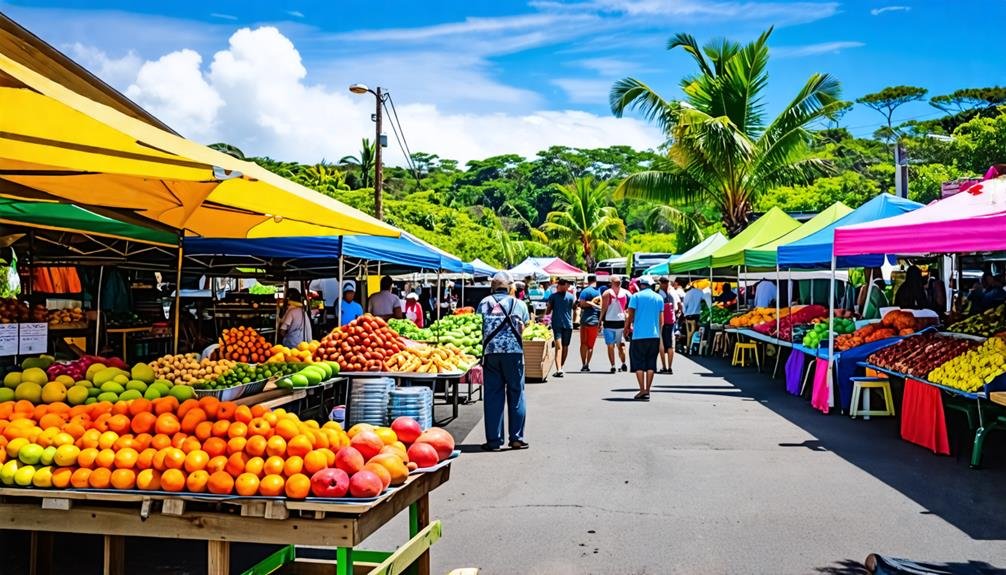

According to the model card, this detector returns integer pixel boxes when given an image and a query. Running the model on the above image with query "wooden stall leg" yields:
[208,540,230,575]
[336,547,354,575]
[103,535,125,575]
[409,494,431,575]
[30,531,53,575]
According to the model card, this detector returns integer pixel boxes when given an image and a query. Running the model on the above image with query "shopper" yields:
[600,275,630,373]
[546,278,575,378]
[625,276,664,400]
[368,276,404,320]
[894,265,930,310]
[657,277,682,374]
[577,275,601,372]
[279,288,313,348]
[753,279,777,308]
[339,281,364,326]
[403,292,424,327]
[477,272,530,451]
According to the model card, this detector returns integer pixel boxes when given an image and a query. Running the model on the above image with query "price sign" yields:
[0,324,17,356]
[18,323,47,355]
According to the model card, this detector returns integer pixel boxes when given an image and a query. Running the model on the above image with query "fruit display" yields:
[728,306,791,328]
[428,314,483,356]
[453,307,474,315]
[801,317,855,348]
[0,391,454,499]
[0,298,29,323]
[701,305,734,325]
[1,360,195,406]
[276,362,341,389]
[387,318,434,342]
[197,363,301,390]
[30,303,47,323]
[867,332,980,377]
[47,307,86,328]
[218,326,273,363]
[385,344,477,374]
[313,315,406,372]
[522,323,552,341]
[149,354,237,387]
[265,341,319,363]
[753,305,827,340]
[46,355,126,382]
[835,323,901,351]
[248,282,278,295]
[947,304,1006,337]
[928,337,1006,392]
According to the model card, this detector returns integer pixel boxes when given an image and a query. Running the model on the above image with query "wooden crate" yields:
[523,340,554,381]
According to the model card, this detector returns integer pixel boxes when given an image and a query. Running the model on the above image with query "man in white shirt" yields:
[753,279,778,308]
[368,276,403,320]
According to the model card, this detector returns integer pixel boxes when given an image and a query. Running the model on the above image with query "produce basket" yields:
[523,340,554,382]
[194,377,271,401]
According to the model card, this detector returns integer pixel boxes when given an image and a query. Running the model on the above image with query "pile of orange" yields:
[0,394,424,499]
[218,326,274,363]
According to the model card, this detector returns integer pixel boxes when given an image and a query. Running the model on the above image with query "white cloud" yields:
[287,10,305,18]
[870,5,910,16]
[773,41,865,58]
[210,13,238,21]
[64,43,143,89]
[532,0,840,25]
[341,14,581,43]
[551,78,615,105]
[116,27,661,165]
[575,57,638,76]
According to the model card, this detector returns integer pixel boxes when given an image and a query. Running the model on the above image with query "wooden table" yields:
[990,391,1006,408]
[0,465,450,575]
[105,326,151,363]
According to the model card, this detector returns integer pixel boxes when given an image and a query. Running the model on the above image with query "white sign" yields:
[18,323,47,355]
[0,324,17,356]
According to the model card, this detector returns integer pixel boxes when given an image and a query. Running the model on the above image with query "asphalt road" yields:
[363,334,1006,575]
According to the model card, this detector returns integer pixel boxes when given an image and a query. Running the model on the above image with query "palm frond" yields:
[667,33,714,77]
[610,78,681,133]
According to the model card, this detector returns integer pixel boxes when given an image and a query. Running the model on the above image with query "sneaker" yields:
[480,443,502,452]
[668,368,674,375]
[554,371,564,378]
[620,364,628,372]
[610,366,617,374]
[509,440,530,450]
[580,365,590,372]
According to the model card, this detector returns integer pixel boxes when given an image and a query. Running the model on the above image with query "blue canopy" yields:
[777,194,923,268]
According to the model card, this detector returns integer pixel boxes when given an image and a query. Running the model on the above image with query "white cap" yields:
[491,271,513,289]
[343,280,356,292]
[638,275,654,286]
[406,292,419,300]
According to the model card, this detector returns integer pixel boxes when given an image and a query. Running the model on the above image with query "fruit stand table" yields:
[0,464,451,575]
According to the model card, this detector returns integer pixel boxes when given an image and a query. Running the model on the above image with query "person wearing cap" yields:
[625,276,664,400]
[577,274,602,371]
[279,288,314,348]
[657,277,683,374]
[403,292,424,327]
[477,271,531,451]
[546,278,575,378]
[600,275,630,373]
[339,281,364,326]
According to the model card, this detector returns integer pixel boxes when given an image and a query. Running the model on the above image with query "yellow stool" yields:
[732,342,760,368]
[849,377,895,419]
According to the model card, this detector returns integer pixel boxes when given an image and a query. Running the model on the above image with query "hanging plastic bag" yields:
[5,248,20,297]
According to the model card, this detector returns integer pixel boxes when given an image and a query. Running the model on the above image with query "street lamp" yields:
[349,83,387,220]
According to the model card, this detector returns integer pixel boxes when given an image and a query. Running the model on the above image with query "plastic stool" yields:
[849,376,895,420]
[732,342,759,368]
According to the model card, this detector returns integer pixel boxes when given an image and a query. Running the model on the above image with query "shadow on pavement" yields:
[690,355,1006,541]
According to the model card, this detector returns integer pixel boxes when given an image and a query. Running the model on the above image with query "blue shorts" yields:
[603,328,624,345]
[552,327,572,347]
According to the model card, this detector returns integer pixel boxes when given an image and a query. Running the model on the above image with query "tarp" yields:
[834,177,1006,257]
[779,193,923,267]
[0,51,397,239]
[0,197,176,246]
[469,258,499,276]
[509,257,585,279]
[708,207,800,269]
[668,233,728,274]
[643,256,680,276]
[743,202,853,268]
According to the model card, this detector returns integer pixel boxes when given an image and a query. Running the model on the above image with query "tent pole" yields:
[775,263,780,341]
[827,253,837,408]
[172,238,184,354]
[437,270,442,323]
[94,265,104,355]
[787,267,793,343]
[337,254,344,326]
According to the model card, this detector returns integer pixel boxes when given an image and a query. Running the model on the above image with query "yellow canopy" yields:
[0,52,397,239]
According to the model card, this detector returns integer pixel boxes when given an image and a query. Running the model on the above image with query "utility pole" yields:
[374,86,383,220]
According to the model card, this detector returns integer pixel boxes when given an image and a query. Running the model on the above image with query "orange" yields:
[150,433,172,450]
[275,419,299,441]
[194,421,214,441]
[155,413,180,436]
[51,467,73,488]
[91,413,111,432]
[227,421,248,439]
[13,399,34,414]
[39,413,66,431]
[160,468,186,492]
[248,418,272,438]
[262,411,278,427]
[128,398,152,417]
[284,473,310,499]
[225,452,248,476]
[216,402,237,421]
[70,467,92,488]
[113,447,139,469]
[287,435,313,458]
[62,422,86,440]
[170,433,188,449]
[283,456,304,477]
[133,432,153,450]
[136,468,162,491]
[245,435,267,457]
[198,396,220,419]
[244,456,265,477]
[202,437,227,458]
[227,436,247,455]
[235,472,260,496]
[110,469,136,490]
[258,474,285,496]
[77,447,99,468]
[211,420,230,438]
[163,447,186,470]
[130,412,156,435]
[176,398,199,419]
[112,435,137,451]
[97,431,119,450]
[310,429,329,450]
[111,400,130,416]
[207,471,234,495]
[206,455,228,474]
[320,448,336,467]
[88,467,112,488]
[180,436,202,454]
[95,448,116,469]
[303,450,328,475]
[234,405,253,424]
[107,414,131,434]
[136,447,157,470]
[180,409,207,434]
[153,396,179,415]
[184,449,209,473]
[33,404,48,419]
[250,404,268,418]
[182,469,207,492]
[263,455,285,476]
[265,436,287,458]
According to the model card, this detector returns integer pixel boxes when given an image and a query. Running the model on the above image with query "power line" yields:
[382,94,422,184]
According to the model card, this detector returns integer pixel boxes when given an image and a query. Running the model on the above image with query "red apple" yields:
[391,417,422,444]
[348,470,383,498]
[407,442,439,469]
[310,468,350,498]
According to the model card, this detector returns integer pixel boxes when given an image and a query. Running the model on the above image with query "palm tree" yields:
[483,208,549,268]
[540,177,626,271]
[610,28,844,235]
[340,138,376,189]
[293,163,350,194]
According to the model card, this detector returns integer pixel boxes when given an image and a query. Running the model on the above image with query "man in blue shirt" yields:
[546,279,575,378]
[339,281,364,326]
[577,275,601,371]
[625,276,664,401]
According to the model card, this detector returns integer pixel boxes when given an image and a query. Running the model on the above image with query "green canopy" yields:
[743,202,853,268]
[709,207,800,268]
[668,232,728,274]
[0,197,176,246]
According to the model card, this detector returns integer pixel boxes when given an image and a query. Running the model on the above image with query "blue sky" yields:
[2,1,1003,164]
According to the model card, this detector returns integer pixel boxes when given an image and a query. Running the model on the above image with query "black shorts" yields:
[661,324,676,348]
[552,327,573,347]
[629,338,660,372]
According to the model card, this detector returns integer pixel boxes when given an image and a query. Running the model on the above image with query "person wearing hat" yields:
[279,288,314,348]
[403,292,424,327]
[339,280,364,326]
[625,276,664,400]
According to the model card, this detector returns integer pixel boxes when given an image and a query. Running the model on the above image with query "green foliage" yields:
[908,163,965,204]
[757,172,880,212]
[540,178,627,270]
[856,85,928,131]
[624,232,676,255]
[952,111,1006,173]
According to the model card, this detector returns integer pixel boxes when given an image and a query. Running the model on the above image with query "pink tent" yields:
[834,177,1006,256]
[509,257,585,278]
[542,258,585,275]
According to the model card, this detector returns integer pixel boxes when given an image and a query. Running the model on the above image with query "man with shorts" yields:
[625,276,664,400]
[546,278,575,378]
[577,275,601,371]
[657,277,683,374]
[600,275,630,373]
